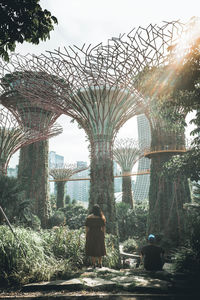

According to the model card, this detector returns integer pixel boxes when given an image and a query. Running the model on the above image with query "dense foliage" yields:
[116,202,148,242]
[122,238,140,253]
[18,141,50,228]
[163,34,200,181]
[0,0,58,61]
[48,204,88,229]
[173,203,200,274]
[0,225,120,287]
[0,175,23,222]
[0,175,42,229]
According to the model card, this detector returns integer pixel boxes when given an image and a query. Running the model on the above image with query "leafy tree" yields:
[71,198,77,205]
[164,33,200,181]
[48,204,88,230]
[116,202,148,242]
[65,195,71,205]
[173,203,200,274]
[0,0,58,61]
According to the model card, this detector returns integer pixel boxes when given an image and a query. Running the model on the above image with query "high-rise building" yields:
[49,151,64,168]
[113,160,122,193]
[133,114,151,202]
[66,161,90,206]
[49,151,64,194]
[7,166,18,177]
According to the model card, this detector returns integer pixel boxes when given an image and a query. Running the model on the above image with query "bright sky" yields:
[9,0,199,167]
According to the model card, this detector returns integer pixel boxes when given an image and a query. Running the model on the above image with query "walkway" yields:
[0,265,199,299]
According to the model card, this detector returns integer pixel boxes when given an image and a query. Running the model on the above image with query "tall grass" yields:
[0,225,120,287]
[0,226,62,286]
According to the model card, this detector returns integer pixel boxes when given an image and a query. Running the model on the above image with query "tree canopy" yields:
[134,31,200,181]
[164,36,200,181]
[0,0,58,61]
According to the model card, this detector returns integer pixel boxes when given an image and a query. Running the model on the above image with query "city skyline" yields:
[8,0,199,167]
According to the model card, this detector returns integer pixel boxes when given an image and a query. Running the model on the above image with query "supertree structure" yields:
[113,138,144,208]
[0,72,63,228]
[0,104,62,176]
[3,48,144,234]
[50,163,88,209]
[108,19,197,244]
[143,97,190,243]
[1,19,193,237]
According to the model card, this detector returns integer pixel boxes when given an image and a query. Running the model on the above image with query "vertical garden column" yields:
[122,172,133,208]
[147,129,191,245]
[55,181,66,208]
[89,135,116,234]
[18,140,50,228]
[0,159,6,176]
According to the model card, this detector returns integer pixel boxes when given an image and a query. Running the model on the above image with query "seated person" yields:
[141,234,164,271]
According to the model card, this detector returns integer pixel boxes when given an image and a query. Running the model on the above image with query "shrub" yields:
[173,204,200,274]
[0,224,121,287]
[13,198,41,230]
[116,202,148,242]
[43,226,86,268]
[0,175,40,229]
[63,204,88,229]
[103,234,121,269]
[122,238,138,253]
[48,210,66,227]
[49,204,88,229]
[0,226,61,286]
[0,176,22,223]
[173,247,200,273]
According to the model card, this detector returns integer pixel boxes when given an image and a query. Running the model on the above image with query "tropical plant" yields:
[0,175,22,223]
[48,204,88,229]
[103,234,121,269]
[0,225,121,287]
[163,33,200,182]
[0,226,62,286]
[122,238,138,253]
[173,203,200,274]
[116,202,148,242]
[0,0,58,61]
[43,226,86,268]
[48,209,66,228]
[14,198,41,230]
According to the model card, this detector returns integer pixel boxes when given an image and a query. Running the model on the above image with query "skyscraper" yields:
[49,151,64,168]
[133,114,151,202]
[66,161,90,206]
[49,151,64,194]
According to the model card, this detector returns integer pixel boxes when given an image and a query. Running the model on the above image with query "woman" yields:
[85,204,106,268]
